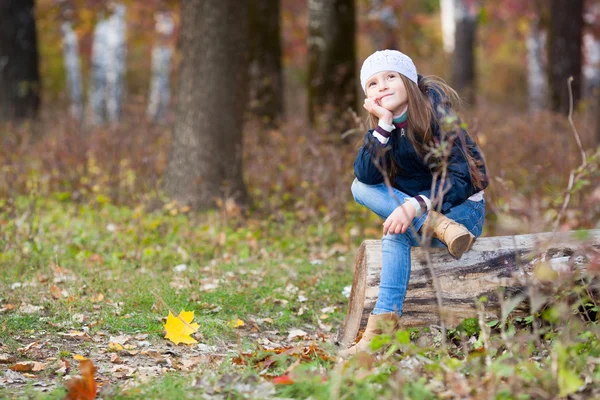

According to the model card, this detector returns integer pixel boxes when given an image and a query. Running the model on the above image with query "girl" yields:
[340,50,488,357]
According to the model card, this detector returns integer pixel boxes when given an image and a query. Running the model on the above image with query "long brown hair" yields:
[367,75,485,190]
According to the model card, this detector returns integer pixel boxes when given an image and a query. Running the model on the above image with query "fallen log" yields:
[338,229,600,348]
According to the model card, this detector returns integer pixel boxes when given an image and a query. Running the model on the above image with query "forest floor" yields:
[1,196,599,399]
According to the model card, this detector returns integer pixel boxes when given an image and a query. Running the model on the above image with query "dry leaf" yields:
[90,293,104,303]
[0,303,16,312]
[0,353,16,364]
[108,342,124,351]
[9,361,34,372]
[18,341,39,353]
[110,354,123,364]
[73,354,87,361]
[49,284,64,299]
[65,359,97,400]
[163,310,200,345]
[287,329,307,340]
[19,304,43,314]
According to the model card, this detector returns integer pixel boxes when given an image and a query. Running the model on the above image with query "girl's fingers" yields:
[382,219,390,235]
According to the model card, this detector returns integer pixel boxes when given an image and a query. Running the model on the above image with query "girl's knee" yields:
[351,178,381,204]
[351,178,365,203]
[382,232,411,246]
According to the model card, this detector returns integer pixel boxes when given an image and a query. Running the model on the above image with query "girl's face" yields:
[365,71,408,115]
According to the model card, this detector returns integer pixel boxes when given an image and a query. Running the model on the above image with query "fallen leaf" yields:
[9,362,34,372]
[108,342,124,351]
[0,353,16,364]
[272,374,294,385]
[90,293,104,303]
[19,304,43,314]
[65,359,97,400]
[18,341,39,353]
[73,354,87,361]
[110,354,123,364]
[0,303,16,312]
[163,310,200,345]
[108,335,131,345]
[49,284,64,299]
[228,318,245,328]
[59,331,93,341]
[32,362,46,372]
[287,329,307,340]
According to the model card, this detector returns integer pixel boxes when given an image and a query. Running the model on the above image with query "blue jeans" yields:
[351,178,485,315]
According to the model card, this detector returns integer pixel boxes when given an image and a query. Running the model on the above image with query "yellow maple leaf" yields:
[164,310,200,345]
[228,318,245,328]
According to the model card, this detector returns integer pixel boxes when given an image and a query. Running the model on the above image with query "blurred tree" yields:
[61,21,84,121]
[0,0,41,121]
[88,3,127,125]
[548,0,584,115]
[164,0,249,209]
[147,11,175,123]
[527,14,548,113]
[367,0,398,50]
[249,0,283,128]
[307,0,356,131]
[452,0,477,104]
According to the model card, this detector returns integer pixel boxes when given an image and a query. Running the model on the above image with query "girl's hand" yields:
[363,98,393,125]
[383,203,417,235]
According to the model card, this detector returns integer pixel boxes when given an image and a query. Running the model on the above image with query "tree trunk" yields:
[596,89,600,147]
[164,0,249,209]
[88,4,127,126]
[308,0,356,131]
[526,17,547,113]
[147,11,175,123]
[583,32,600,99]
[367,0,398,50]
[0,0,40,121]
[452,0,477,105]
[61,21,84,122]
[248,0,283,128]
[548,0,583,115]
[337,230,600,348]
[440,0,455,53]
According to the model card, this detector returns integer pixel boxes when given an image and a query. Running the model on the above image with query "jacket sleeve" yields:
[353,131,391,185]
[418,128,475,213]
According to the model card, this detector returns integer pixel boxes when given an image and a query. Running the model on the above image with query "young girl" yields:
[340,50,488,357]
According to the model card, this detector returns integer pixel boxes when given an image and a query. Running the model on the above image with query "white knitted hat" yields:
[360,50,418,92]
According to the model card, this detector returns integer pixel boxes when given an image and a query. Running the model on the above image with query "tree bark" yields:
[164,0,249,209]
[440,0,455,53]
[548,0,583,115]
[0,0,41,121]
[452,0,477,105]
[248,0,283,127]
[337,230,600,348]
[526,18,547,113]
[61,21,84,122]
[147,11,175,123]
[307,0,356,131]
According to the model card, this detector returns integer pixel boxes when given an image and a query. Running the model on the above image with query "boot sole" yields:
[449,233,474,259]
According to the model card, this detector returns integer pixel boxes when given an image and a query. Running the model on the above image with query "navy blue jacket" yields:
[353,78,489,213]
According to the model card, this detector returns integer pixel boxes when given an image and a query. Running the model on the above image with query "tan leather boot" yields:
[338,312,399,358]
[421,210,475,259]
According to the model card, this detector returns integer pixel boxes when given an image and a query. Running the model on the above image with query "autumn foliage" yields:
[65,360,98,400]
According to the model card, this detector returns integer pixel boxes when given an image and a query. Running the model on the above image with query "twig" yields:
[552,77,588,233]
[567,77,586,167]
